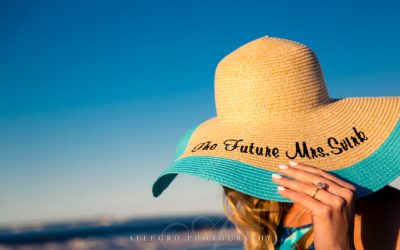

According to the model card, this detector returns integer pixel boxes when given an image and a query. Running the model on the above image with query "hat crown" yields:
[215,36,331,121]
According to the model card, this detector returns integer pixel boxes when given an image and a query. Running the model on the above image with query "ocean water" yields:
[0,215,244,250]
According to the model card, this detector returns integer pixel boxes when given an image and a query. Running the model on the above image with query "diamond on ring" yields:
[316,181,327,189]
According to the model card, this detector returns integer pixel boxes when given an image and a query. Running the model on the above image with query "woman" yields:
[152,35,400,249]
[222,161,400,249]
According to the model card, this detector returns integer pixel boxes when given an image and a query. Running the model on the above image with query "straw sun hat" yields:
[152,35,400,202]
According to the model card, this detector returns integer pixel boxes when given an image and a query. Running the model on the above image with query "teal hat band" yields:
[152,119,400,202]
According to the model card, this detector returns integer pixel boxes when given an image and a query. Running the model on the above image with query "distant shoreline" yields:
[0,214,234,244]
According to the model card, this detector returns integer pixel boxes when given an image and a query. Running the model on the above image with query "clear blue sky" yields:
[0,0,399,226]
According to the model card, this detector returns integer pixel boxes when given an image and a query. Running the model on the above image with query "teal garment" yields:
[277,223,314,250]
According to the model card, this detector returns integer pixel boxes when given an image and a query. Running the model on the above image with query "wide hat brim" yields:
[152,97,400,202]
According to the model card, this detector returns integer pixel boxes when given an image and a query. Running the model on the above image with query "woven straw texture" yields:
[152,36,400,202]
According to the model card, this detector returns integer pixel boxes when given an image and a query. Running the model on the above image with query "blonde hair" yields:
[222,186,314,250]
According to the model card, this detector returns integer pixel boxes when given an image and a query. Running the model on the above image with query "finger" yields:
[276,185,331,218]
[277,164,355,205]
[272,173,348,208]
[278,163,342,190]
[287,161,357,205]
[288,160,357,191]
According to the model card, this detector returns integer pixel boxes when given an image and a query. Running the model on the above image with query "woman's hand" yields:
[271,160,357,250]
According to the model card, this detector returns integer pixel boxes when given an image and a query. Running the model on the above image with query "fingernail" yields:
[272,173,282,179]
[288,160,298,166]
[277,186,286,191]
[278,164,288,170]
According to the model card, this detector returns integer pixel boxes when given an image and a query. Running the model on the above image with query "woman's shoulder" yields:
[354,186,400,249]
